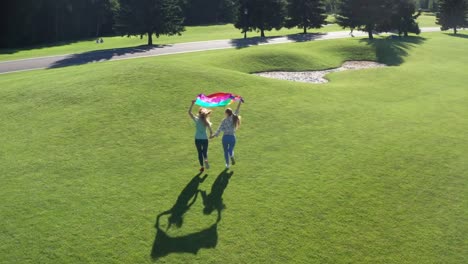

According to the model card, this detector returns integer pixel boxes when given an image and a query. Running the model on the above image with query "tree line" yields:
[1,0,467,48]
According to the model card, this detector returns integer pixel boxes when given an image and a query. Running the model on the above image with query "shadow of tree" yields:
[445,33,468,39]
[229,33,326,49]
[47,44,168,69]
[0,38,97,55]
[286,33,327,42]
[151,169,233,260]
[229,37,269,49]
[359,36,426,66]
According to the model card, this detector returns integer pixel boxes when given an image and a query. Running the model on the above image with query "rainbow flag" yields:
[195,92,243,108]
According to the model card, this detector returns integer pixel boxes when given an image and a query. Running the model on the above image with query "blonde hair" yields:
[225,108,241,129]
[198,108,212,127]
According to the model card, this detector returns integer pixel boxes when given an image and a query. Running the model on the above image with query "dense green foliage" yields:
[416,0,439,10]
[436,0,468,34]
[182,0,238,25]
[1,0,453,48]
[0,0,236,48]
[0,31,467,263]
[0,0,118,48]
[114,0,185,45]
[0,13,440,62]
[381,0,422,37]
[337,0,423,39]
[285,0,328,34]
[337,0,395,39]
[234,0,288,37]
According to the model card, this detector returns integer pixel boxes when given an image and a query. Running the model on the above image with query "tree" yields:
[286,0,327,34]
[91,0,119,37]
[114,0,185,45]
[182,0,237,25]
[436,0,468,34]
[379,0,421,37]
[323,0,339,13]
[1,0,117,49]
[336,0,395,39]
[234,0,287,37]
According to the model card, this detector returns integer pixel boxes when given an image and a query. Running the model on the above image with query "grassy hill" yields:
[0,31,466,263]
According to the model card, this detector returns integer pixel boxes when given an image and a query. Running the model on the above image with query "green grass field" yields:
[0,14,437,62]
[1,31,467,263]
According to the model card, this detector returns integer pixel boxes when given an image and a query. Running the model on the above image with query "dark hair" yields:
[225,108,241,129]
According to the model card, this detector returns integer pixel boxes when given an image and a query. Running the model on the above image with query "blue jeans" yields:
[222,135,236,165]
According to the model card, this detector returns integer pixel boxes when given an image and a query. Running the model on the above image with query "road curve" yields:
[0,27,441,75]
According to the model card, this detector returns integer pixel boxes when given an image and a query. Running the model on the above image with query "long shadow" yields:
[151,208,218,259]
[160,172,208,229]
[229,33,326,49]
[286,32,326,42]
[359,36,426,66]
[0,38,98,55]
[47,44,168,69]
[229,37,270,49]
[446,33,468,39]
[201,169,234,221]
[151,169,233,260]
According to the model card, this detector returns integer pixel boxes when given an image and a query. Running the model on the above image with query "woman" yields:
[188,100,213,172]
[211,100,242,168]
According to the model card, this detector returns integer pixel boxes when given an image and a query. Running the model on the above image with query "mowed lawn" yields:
[0,14,438,62]
[0,32,467,263]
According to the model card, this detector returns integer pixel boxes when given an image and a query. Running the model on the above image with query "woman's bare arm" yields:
[235,99,242,115]
[188,100,195,119]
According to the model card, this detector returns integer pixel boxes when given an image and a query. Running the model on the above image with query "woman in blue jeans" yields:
[189,100,213,172]
[211,100,242,168]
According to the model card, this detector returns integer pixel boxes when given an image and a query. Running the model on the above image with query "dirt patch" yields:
[253,61,387,84]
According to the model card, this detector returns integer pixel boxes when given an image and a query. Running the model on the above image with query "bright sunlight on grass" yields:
[0,31,466,263]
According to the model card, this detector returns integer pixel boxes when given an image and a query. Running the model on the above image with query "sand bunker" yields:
[253,61,387,84]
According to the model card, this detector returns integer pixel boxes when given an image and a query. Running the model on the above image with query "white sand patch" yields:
[253,61,387,84]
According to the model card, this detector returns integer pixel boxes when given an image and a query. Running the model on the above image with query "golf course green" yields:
[0,31,466,263]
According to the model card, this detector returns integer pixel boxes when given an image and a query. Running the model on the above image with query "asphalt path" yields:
[0,27,441,75]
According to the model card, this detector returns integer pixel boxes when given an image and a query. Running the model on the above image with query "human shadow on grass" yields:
[151,169,233,260]
[359,36,426,66]
[47,44,169,69]
[200,169,233,220]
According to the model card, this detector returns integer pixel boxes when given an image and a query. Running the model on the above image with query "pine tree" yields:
[336,0,394,39]
[114,0,184,45]
[234,0,287,37]
[436,0,468,34]
[286,0,327,34]
[379,0,421,37]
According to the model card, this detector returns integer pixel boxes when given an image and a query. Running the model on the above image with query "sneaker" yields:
[230,156,236,165]
[204,160,210,169]
[225,164,230,169]
[200,167,205,172]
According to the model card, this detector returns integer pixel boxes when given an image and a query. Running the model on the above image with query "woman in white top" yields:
[188,100,213,172]
[211,100,242,168]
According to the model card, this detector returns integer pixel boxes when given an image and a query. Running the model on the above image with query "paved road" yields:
[0,27,441,75]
